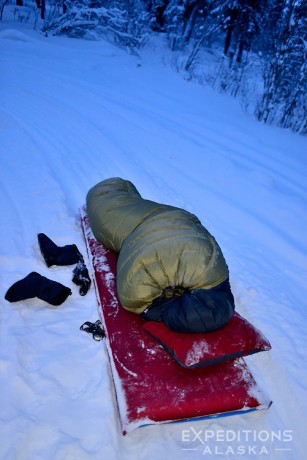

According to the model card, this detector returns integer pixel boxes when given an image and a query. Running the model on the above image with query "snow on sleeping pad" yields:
[80,207,272,435]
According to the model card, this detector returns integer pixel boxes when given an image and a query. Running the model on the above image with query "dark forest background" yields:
[1,1,306,134]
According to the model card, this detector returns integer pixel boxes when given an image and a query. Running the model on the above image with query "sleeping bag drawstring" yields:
[162,286,189,299]
[80,320,105,341]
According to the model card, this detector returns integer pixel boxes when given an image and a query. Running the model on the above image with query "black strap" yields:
[80,320,105,341]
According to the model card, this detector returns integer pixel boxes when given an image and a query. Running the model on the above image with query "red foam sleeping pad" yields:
[80,207,271,434]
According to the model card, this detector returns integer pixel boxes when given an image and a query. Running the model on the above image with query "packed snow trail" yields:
[0,23,307,460]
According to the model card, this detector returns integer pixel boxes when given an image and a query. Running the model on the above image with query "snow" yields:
[185,340,211,367]
[1,15,307,460]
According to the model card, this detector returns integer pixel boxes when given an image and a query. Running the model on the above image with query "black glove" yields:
[72,260,91,296]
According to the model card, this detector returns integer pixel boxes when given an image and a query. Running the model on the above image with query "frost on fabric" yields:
[113,351,138,378]
[92,254,109,273]
[103,336,131,432]
[247,383,272,410]
[80,206,119,311]
[104,334,154,434]
[185,340,211,367]
[233,359,271,410]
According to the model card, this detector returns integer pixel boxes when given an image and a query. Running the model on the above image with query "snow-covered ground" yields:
[0,14,306,460]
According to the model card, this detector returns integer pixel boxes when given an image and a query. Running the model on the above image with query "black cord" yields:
[80,320,105,341]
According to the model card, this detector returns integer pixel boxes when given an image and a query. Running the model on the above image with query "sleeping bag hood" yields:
[86,178,234,333]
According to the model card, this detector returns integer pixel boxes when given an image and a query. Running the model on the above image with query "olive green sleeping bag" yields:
[86,178,230,317]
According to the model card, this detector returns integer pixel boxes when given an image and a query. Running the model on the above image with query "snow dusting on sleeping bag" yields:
[86,178,234,333]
